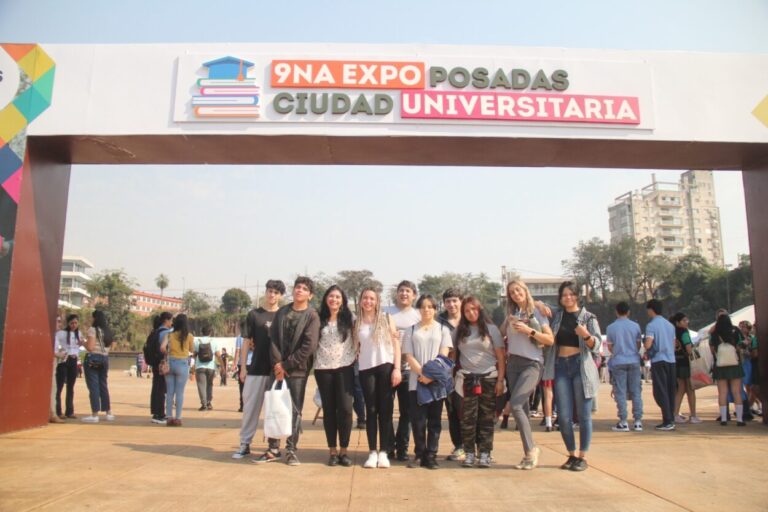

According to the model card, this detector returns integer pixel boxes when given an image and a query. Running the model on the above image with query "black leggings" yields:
[314,365,354,449]
[359,363,394,451]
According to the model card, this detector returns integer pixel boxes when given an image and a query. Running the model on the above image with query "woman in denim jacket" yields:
[549,281,602,472]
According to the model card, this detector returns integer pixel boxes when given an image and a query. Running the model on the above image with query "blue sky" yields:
[2,1,765,298]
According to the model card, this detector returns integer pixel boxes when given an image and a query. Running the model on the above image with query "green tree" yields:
[562,237,611,305]
[85,269,137,344]
[221,288,252,314]
[183,289,213,315]
[418,272,501,312]
[334,270,383,306]
[155,273,169,296]
[307,272,333,309]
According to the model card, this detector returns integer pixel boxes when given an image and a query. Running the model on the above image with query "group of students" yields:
[605,301,762,434]
[50,310,114,423]
[225,276,602,471]
[52,275,762,474]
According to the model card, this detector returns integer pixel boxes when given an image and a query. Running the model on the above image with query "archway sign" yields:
[1,43,767,432]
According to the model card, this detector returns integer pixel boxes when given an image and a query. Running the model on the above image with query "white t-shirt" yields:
[194,337,218,370]
[55,330,82,357]
[403,321,453,391]
[384,306,421,371]
[357,322,395,371]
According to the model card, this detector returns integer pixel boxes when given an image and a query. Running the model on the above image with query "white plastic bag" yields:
[263,380,293,439]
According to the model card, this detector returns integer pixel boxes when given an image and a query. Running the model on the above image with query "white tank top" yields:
[357,323,394,371]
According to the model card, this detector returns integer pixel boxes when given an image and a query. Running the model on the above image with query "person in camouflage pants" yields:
[462,376,499,456]
[454,297,507,468]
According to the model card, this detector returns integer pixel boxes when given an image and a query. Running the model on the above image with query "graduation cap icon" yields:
[202,56,255,81]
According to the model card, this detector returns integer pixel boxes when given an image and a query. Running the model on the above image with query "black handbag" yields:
[87,353,107,370]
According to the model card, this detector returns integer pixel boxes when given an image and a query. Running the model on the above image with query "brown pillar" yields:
[742,165,768,425]
[0,140,71,433]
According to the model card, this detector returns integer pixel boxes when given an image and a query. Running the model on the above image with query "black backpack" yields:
[198,340,213,363]
[143,329,163,366]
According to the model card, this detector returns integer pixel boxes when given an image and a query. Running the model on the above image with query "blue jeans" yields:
[165,357,189,419]
[611,363,643,422]
[555,354,593,453]
[83,356,110,413]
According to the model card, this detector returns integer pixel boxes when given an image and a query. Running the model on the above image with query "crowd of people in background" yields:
[50,276,763,472]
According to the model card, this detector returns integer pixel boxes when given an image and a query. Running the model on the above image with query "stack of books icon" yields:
[192,57,260,118]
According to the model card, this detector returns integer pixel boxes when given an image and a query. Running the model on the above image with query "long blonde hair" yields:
[506,280,535,317]
[353,287,391,351]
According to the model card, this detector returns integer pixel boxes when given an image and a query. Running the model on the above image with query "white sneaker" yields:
[675,414,688,423]
[81,415,99,423]
[689,416,702,424]
[377,451,390,468]
[633,420,643,432]
[363,451,378,468]
[105,414,115,422]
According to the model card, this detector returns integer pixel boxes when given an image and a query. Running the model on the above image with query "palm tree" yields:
[155,274,170,296]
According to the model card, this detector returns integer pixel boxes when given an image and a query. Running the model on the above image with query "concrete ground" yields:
[1,370,766,512]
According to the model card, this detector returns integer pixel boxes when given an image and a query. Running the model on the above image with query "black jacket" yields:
[269,303,320,377]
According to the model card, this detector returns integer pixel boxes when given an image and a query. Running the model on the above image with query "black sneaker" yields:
[395,451,410,462]
[198,405,207,411]
[737,421,746,427]
[338,454,352,467]
[356,419,366,429]
[655,423,675,431]
[252,450,282,464]
[423,457,439,470]
[408,457,422,469]
[570,457,588,471]
[560,456,578,470]
[327,454,339,466]
[206,403,213,410]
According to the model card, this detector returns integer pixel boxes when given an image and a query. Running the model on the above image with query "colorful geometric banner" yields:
[0,44,55,369]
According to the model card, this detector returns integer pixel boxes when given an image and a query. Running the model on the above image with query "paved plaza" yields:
[1,370,766,511]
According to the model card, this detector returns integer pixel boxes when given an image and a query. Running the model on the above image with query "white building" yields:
[59,256,94,309]
[608,170,724,267]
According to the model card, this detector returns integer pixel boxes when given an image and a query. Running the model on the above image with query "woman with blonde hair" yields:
[354,287,401,469]
[500,279,554,470]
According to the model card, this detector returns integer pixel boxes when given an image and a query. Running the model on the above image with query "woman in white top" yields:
[314,285,356,467]
[55,313,83,419]
[500,280,554,470]
[354,287,401,469]
[82,310,115,423]
[402,294,453,469]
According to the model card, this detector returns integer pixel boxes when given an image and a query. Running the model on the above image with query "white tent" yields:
[693,304,754,345]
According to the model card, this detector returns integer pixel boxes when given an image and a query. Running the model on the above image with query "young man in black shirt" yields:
[256,276,320,466]
[438,288,466,462]
[232,280,285,460]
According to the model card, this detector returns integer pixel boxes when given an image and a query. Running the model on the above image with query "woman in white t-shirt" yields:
[500,280,554,470]
[354,287,401,469]
[454,296,506,468]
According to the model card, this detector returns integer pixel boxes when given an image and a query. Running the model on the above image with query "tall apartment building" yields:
[608,170,724,267]
[59,256,94,309]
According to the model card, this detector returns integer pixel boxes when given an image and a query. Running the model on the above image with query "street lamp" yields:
[724,264,732,312]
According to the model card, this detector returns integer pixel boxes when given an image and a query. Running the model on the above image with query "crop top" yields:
[556,311,580,348]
